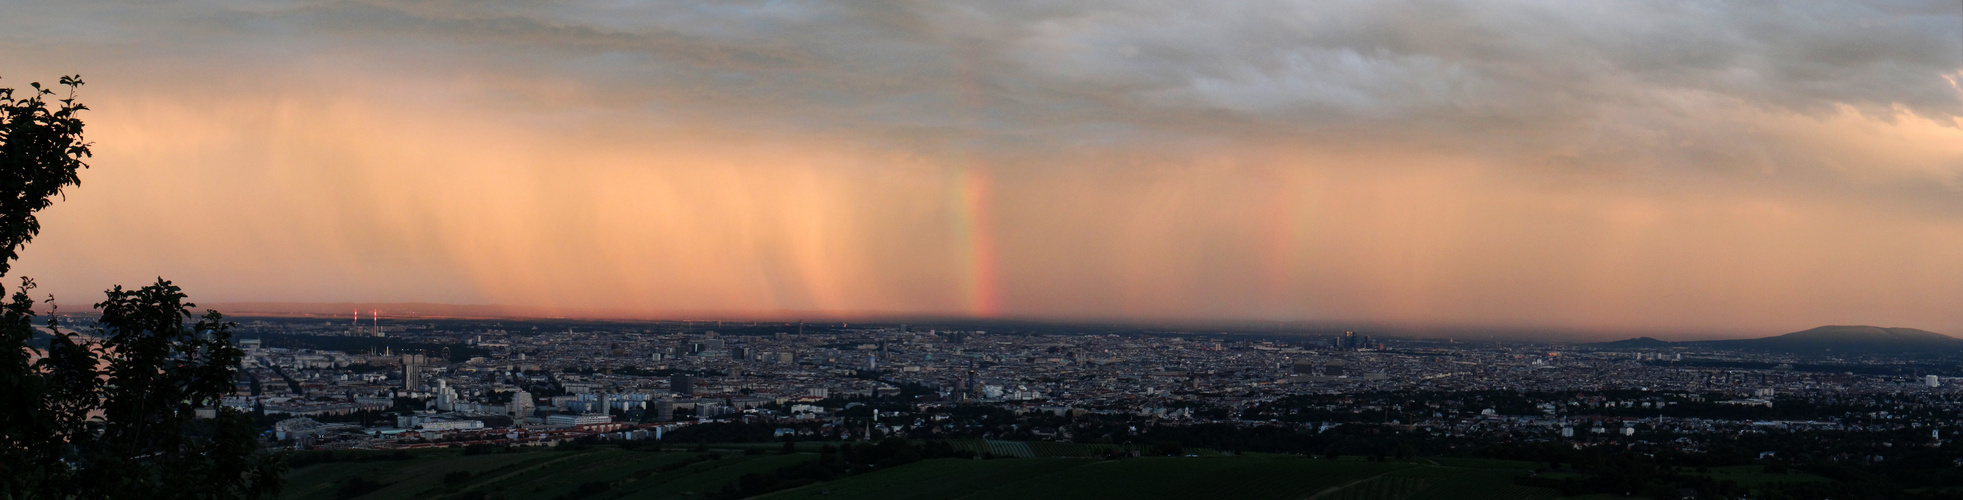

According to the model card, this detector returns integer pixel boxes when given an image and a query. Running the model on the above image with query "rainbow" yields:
[951,166,999,317]
[949,44,999,318]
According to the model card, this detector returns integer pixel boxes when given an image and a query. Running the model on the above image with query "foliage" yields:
[2,278,286,498]
[0,76,282,498]
[0,75,89,277]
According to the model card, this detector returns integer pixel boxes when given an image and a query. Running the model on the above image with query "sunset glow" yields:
[5,1,1962,337]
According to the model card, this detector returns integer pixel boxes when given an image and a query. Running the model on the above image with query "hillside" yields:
[1693,325,1962,354]
[280,445,1559,500]
[1592,326,1961,355]
[1591,336,1672,348]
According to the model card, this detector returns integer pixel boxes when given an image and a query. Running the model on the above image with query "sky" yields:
[3,1,1962,337]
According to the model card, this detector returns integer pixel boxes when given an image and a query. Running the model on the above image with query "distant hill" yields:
[1690,325,1963,354]
[1592,326,1962,355]
[1592,336,1672,348]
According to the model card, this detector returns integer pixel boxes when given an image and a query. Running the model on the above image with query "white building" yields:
[395,414,484,431]
[420,420,484,431]
[547,414,614,426]
[508,389,535,421]
[435,380,459,411]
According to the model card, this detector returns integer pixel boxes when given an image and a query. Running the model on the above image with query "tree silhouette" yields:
[0,76,283,498]
[0,75,89,278]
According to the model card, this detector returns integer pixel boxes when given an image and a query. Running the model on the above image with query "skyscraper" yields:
[402,355,420,391]
[670,374,694,396]
[966,362,978,398]
[435,379,457,411]
[1332,331,1375,351]
[508,388,535,425]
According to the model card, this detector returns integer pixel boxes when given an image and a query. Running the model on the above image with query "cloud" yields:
[2,0,1960,335]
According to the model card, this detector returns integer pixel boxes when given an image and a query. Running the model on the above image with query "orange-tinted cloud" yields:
[4,1,1961,337]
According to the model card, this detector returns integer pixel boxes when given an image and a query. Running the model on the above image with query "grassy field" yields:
[282,447,814,500]
[1387,463,1562,500]
[757,456,1563,500]
[284,445,1566,500]
[1686,465,1831,489]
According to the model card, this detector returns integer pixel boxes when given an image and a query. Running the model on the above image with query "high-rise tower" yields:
[402,355,420,391]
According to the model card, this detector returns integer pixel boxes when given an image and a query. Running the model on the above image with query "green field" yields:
[284,446,1564,500]
[757,456,1561,500]
[1687,465,1830,489]
[283,448,814,500]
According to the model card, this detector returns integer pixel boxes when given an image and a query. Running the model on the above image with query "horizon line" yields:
[109,301,1842,342]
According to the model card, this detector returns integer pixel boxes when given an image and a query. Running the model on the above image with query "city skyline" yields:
[5,1,1963,335]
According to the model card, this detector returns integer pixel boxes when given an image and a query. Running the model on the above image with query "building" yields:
[670,374,694,396]
[1333,331,1375,350]
[655,400,675,421]
[1929,375,1942,388]
[1291,359,1317,375]
[692,339,725,354]
[396,414,484,430]
[402,355,420,391]
[419,420,484,431]
[275,417,327,440]
[547,414,614,426]
[434,380,459,411]
[508,389,535,422]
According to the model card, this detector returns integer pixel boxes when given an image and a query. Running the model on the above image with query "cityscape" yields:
[246,317,1963,447]
[213,313,1963,498]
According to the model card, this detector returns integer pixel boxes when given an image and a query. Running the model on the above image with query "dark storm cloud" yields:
[20,1,1958,158]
